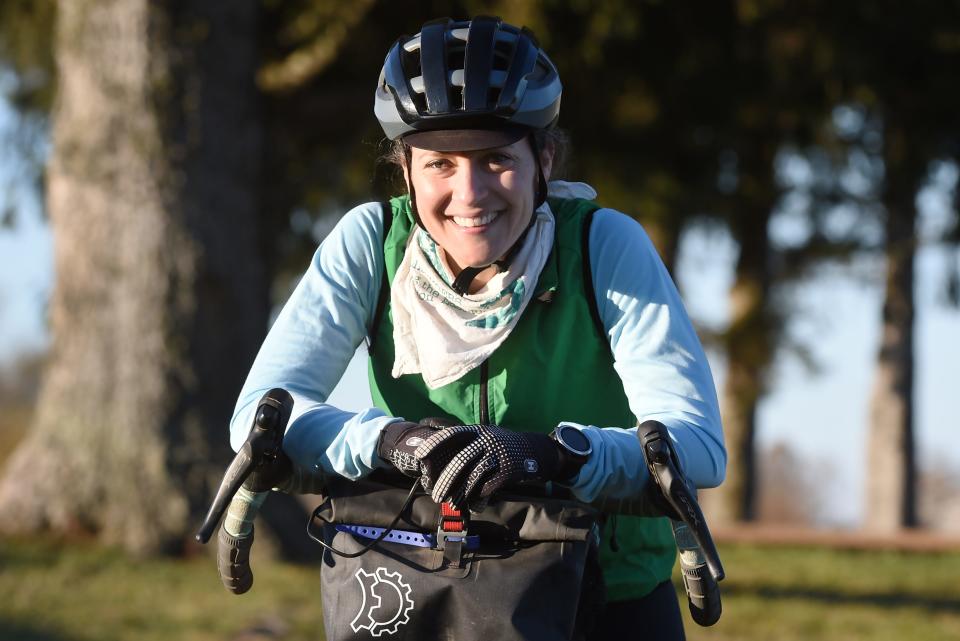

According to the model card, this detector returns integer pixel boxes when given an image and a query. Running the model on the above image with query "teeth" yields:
[453,211,499,227]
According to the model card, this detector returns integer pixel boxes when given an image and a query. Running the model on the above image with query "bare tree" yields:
[0,0,266,554]
[850,3,960,530]
[918,455,960,532]
[757,441,831,525]
[864,123,923,532]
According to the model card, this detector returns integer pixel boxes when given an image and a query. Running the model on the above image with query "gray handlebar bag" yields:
[313,474,605,641]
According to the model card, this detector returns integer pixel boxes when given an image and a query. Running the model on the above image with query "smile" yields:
[452,211,500,228]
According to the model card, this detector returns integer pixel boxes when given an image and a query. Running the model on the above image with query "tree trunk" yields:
[864,127,918,532]
[0,0,267,554]
[706,146,777,525]
[712,232,771,524]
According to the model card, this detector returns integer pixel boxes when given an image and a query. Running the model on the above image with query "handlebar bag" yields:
[312,474,605,641]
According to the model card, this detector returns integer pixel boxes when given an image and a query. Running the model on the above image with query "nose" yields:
[450,159,488,206]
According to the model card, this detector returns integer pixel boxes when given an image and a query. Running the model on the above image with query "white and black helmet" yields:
[374,16,562,147]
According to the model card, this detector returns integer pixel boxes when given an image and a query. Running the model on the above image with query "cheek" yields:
[497,170,531,201]
[413,173,451,205]
[409,178,441,218]
[507,173,537,214]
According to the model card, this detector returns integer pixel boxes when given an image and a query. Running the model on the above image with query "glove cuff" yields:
[378,420,438,476]
[526,432,566,481]
[555,446,587,482]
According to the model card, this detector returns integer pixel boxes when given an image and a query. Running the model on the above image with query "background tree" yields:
[826,3,960,532]
[0,0,54,229]
[0,0,268,554]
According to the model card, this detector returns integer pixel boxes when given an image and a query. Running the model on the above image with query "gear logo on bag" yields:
[350,567,414,637]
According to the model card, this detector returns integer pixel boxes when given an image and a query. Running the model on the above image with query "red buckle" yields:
[436,502,469,568]
[439,502,465,532]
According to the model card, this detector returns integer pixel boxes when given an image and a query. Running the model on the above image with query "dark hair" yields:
[376,126,571,192]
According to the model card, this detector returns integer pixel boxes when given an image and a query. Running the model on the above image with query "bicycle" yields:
[197,389,724,639]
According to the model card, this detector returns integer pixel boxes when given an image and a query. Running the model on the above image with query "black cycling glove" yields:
[414,424,565,508]
[377,420,446,477]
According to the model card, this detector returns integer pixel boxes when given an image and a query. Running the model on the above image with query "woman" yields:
[229,16,725,641]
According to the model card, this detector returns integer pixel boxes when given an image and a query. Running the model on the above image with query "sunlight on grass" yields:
[1,537,958,641]
[683,544,960,641]
[0,537,323,641]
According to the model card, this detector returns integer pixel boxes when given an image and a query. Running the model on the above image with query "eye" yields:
[485,152,514,169]
[423,157,452,170]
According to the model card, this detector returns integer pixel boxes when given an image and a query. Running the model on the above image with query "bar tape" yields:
[335,524,480,550]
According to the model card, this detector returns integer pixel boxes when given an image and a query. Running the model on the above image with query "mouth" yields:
[451,210,501,228]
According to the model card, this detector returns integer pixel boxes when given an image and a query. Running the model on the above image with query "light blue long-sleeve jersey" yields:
[230,201,726,502]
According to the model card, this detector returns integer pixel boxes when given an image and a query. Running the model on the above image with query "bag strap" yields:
[366,201,393,354]
[580,206,609,349]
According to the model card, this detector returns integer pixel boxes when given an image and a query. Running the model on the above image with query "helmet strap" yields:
[451,266,486,296]
[404,144,425,229]
[529,133,548,211]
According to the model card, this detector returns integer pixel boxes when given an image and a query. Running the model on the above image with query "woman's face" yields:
[407,138,553,276]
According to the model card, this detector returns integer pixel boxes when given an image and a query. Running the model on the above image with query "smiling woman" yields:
[226,15,725,641]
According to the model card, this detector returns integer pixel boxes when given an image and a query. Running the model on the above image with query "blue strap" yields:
[336,524,480,550]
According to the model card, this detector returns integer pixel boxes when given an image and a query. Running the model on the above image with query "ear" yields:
[539,140,556,182]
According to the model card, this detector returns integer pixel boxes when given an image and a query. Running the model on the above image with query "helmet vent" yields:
[492,39,514,71]
[446,46,466,109]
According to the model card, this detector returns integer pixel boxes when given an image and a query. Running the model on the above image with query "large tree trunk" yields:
[864,126,918,532]
[0,0,267,554]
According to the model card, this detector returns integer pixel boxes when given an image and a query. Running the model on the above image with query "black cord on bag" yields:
[306,479,421,559]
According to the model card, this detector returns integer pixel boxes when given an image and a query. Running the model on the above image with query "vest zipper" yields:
[479,360,490,424]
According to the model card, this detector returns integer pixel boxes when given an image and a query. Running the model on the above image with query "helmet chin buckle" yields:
[452,265,487,296]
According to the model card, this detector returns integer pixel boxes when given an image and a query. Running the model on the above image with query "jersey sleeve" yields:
[564,208,727,502]
[229,202,401,480]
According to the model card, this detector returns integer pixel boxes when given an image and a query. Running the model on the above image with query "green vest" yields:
[368,195,675,600]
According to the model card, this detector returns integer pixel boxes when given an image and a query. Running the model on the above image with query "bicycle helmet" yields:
[374,16,562,150]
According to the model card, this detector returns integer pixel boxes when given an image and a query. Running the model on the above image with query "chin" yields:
[449,246,495,269]
[453,256,491,270]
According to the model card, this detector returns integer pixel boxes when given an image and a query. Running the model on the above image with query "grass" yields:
[685,544,960,641]
[0,536,958,641]
[0,536,321,641]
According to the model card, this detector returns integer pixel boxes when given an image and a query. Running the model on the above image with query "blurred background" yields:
[0,1,958,640]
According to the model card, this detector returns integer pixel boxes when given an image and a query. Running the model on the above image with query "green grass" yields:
[1,537,958,641]
[0,536,322,641]
[683,544,960,641]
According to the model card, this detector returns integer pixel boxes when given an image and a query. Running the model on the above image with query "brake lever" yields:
[196,388,293,544]
[638,420,724,626]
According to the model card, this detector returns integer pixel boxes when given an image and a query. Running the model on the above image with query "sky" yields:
[1,98,958,530]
